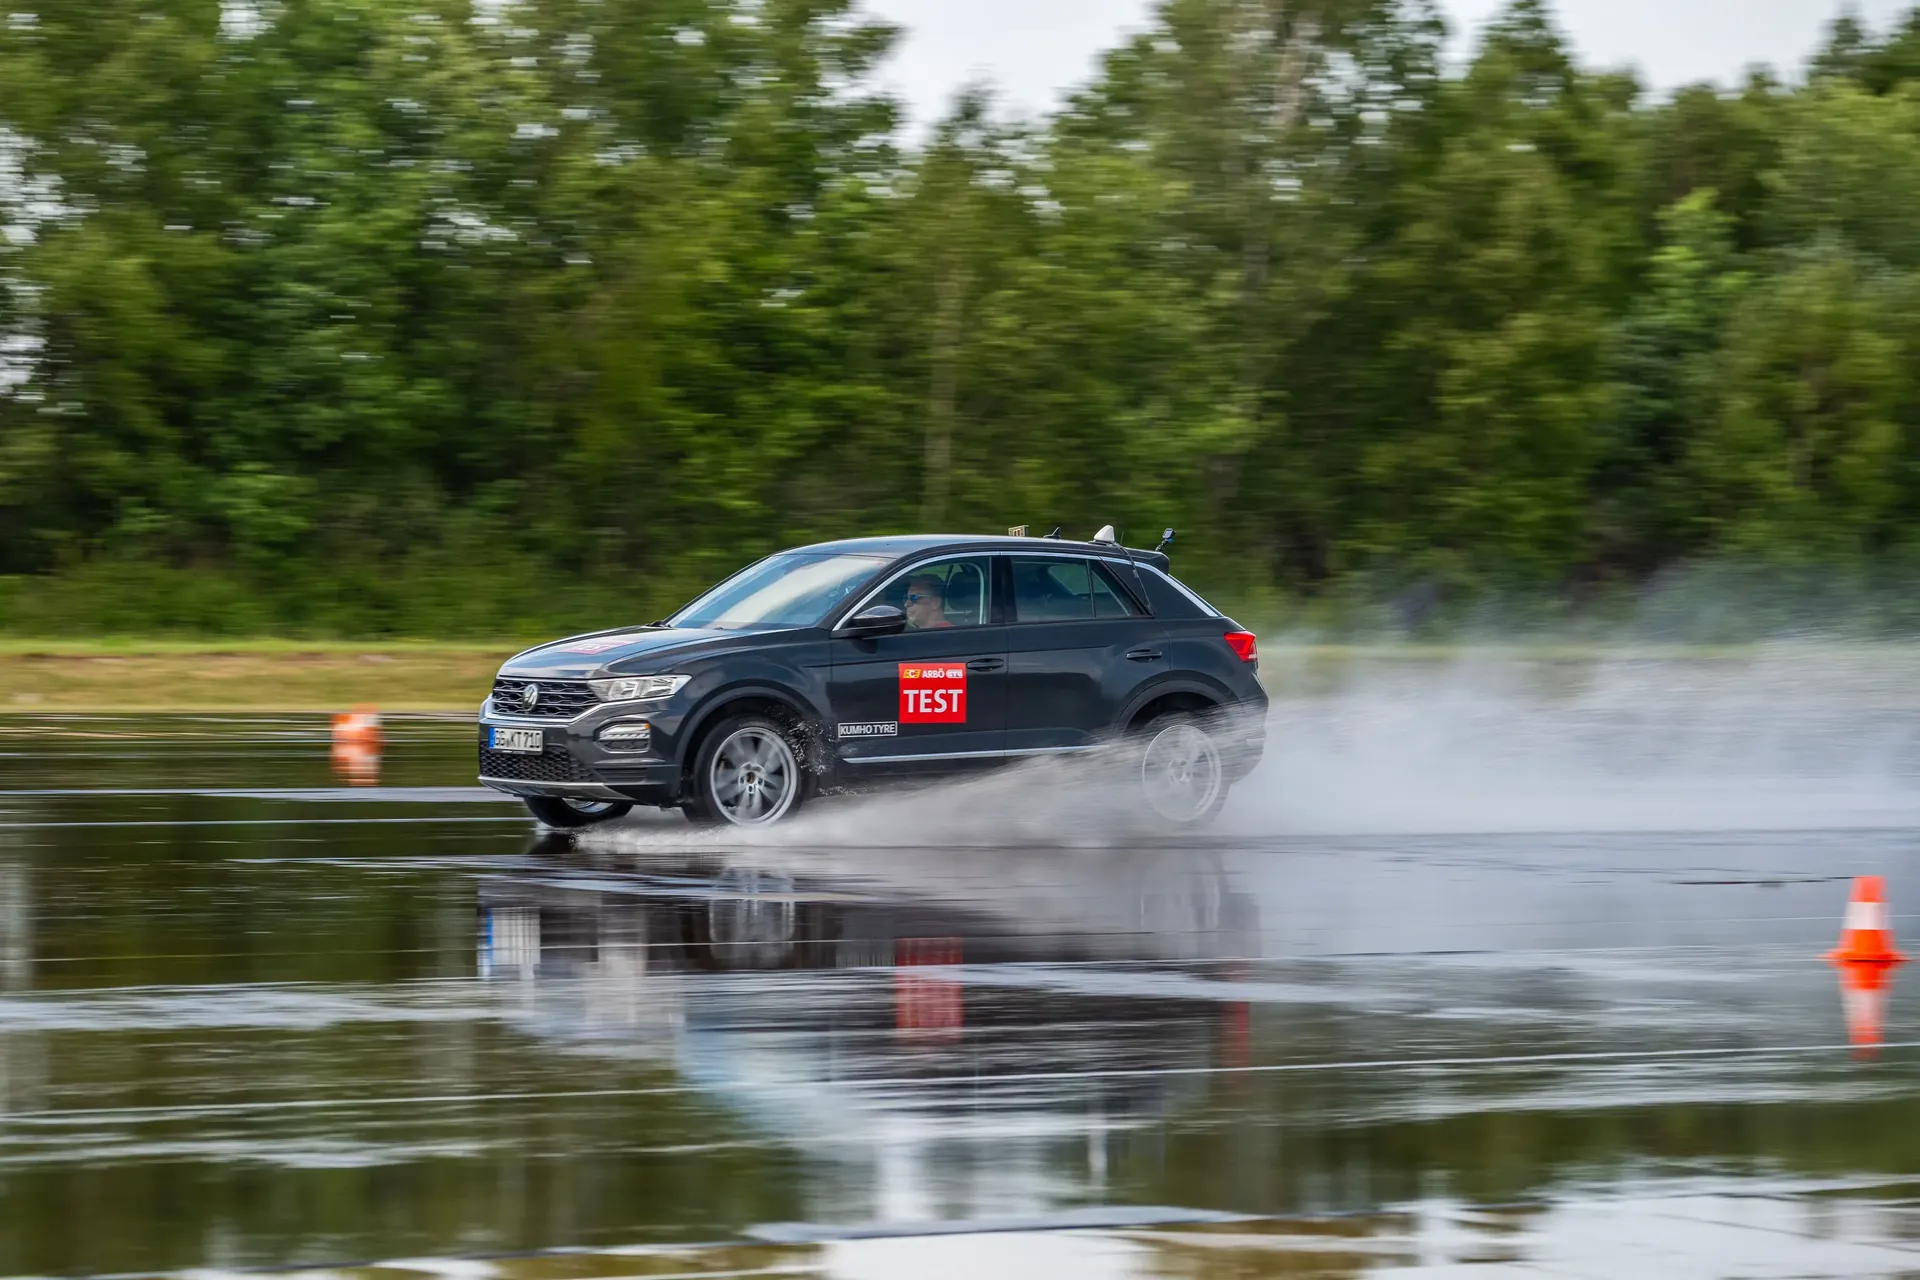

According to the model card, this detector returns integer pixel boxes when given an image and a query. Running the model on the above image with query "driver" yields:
[903,573,954,630]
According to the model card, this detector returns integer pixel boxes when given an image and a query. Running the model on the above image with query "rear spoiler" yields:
[1009,522,1172,574]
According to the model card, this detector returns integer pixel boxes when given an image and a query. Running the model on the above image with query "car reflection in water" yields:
[475,835,1262,1223]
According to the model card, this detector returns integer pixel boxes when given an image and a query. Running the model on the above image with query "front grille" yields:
[479,744,599,784]
[490,678,598,720]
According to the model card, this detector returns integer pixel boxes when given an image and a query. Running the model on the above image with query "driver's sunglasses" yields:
[905,592,928,603]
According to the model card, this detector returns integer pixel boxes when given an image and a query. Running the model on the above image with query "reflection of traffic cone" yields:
[1828,876,1907,966]
[1221,959,1251,1071]
[331,739,380,786]
[1838,960,1895,1058]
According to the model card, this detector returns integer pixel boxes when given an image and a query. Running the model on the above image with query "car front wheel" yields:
[524,796,633,829]
[1135,711,1230,828]
[684,714,808,827]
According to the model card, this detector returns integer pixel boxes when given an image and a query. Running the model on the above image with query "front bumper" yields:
[477,776,637,803]
[477,695,686,806]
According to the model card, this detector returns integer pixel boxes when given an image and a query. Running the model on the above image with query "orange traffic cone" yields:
[331,705,382,746]
[1827,876,1907,966]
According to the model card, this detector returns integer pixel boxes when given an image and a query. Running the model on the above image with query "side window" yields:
[872,558,991,630]
[1091,561,1146,618]
[1010,558,1095,623]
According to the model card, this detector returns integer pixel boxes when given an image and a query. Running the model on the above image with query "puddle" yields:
[2,716,1920,1277]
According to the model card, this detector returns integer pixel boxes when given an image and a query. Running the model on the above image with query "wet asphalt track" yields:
[6,713,1920,1278]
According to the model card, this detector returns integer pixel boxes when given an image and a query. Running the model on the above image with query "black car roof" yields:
[789,533,1173,571]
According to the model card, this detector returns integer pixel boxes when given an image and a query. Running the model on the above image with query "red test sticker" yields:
[899,663,968,724]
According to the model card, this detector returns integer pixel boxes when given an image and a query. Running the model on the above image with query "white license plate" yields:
[489,727,544,753]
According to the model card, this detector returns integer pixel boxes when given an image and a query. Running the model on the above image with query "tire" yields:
[1133,710,1230,829]
[683,713,809,827]
[524,796,633,829]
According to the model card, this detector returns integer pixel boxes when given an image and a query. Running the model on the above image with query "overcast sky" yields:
[861,0,1913,134]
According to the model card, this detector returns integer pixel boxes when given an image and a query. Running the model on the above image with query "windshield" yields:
[669,552,890,631]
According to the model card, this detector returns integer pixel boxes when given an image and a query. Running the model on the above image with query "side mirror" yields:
[840,604,907,637]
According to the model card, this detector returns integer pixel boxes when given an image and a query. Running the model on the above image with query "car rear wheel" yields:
[684,714,807,827]
[524,796,633,829]
[1135,711,1229,828]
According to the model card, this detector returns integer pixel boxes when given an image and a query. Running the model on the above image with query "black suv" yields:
[478,530,1267,829]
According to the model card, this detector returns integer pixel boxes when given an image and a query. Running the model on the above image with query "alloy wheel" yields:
[708,727,800,825]
[1140,721,1224,824]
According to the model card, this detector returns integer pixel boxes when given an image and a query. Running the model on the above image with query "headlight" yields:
[590,674,690,702]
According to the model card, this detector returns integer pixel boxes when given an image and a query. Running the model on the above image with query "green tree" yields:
[1346,0,1636,587]
[1594,189,1747,573]
[19,0,1920,636]
[1690,246,1904,561]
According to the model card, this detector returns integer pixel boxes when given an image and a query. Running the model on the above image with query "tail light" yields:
[1224,631,1258,662]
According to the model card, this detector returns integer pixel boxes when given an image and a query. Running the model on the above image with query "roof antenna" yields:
[1045,525,1062,539]
[1104,525,1157,618]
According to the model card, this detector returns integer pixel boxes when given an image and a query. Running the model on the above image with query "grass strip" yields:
[0,648,517,713]
[5,639,1920,713]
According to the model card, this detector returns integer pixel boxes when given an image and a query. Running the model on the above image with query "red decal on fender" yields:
[899,663,967,724]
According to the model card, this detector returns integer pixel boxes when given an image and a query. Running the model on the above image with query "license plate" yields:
[489,727,544,753]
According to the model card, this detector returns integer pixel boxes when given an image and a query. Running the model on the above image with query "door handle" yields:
[1126,648,1163,662]
[966,658,1005,672]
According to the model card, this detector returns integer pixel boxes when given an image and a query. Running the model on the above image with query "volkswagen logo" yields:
[519,683,540,711]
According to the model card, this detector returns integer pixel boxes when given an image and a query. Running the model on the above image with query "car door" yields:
[1003,554,1163,753]
[829,555,1008,770]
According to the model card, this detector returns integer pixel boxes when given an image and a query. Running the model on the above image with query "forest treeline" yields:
[8,0,1920,637]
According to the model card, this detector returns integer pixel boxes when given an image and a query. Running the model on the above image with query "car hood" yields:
[500,627,743,678]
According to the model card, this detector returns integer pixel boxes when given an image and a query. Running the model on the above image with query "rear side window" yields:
[1009,558,1147,622]
[1010,558,1094,622]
